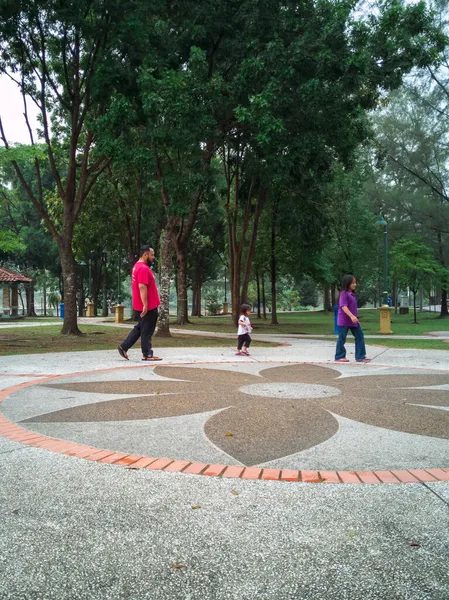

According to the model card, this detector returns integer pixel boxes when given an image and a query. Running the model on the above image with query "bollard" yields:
[378,306,393,334]
[86,302,95,317]
[333,305,339,334]
[115,304,124,323]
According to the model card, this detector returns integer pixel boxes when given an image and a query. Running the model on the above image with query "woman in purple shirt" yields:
[335,275,370,363]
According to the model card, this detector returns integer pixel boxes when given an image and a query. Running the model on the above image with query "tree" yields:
[390,236,446,323]
[218,0,446,322]
[187,201,224,317]
[0,0,144,333]
[373,81,449,315]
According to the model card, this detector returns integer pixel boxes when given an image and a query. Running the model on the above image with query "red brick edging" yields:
[1,368,449,485]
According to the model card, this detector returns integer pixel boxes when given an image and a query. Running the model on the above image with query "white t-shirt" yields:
[237,315,252,335]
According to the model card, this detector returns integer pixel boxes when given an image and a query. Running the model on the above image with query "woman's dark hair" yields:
[341,274,356,291]
[240,303,251,314]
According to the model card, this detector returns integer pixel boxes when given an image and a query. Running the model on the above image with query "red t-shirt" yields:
[131,261,161,312]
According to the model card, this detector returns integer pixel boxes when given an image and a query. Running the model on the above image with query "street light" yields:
[224,264,227,304]
[375,209,392,334]
[375,209,389,306]
[117,251,122,304]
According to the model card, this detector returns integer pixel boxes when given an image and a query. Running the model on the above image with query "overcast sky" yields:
[0,74,40,145]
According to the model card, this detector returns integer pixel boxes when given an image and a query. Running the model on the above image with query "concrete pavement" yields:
[0,338,448,599]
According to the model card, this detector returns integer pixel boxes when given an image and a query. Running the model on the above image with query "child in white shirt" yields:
[236,303,253,356]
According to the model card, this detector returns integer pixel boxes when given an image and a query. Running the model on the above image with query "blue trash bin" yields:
[59,302,64,319]
[333,305,339,334]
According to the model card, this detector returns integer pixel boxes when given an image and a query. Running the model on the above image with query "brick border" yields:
[1,365,449,484]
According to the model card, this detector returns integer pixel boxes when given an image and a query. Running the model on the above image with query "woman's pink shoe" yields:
[335,358,349,362]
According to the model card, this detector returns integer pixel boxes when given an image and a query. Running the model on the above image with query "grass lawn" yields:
[368,338,449,351]
[170,310,449,336]
[0,325,278,356]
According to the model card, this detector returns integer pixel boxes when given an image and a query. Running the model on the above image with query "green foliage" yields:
[298,277,319,308]
[0,230,25,254]
[279,288,302,312]
[1,0,447,328]
[390,236,445,292]
[0,145,47,164]
[205,293,221,315]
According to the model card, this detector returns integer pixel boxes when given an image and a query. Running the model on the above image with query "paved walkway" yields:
[0,338,448,599]
[2,316,449,340]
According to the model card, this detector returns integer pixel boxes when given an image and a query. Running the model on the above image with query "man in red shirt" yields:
[118,245,162,361]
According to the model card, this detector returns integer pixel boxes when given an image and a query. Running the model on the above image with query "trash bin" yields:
[399,294,409,315]
[333,305,339,334]
[59,302,64,319]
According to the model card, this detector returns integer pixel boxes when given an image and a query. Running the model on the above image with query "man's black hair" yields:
[140,244,153,256]
[341,274,356,291]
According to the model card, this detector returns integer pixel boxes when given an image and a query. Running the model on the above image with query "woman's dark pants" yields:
[335,326,366,361]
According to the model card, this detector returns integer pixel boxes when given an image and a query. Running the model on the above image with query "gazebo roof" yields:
[0,266,33,284]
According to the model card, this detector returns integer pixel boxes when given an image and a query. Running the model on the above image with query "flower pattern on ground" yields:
[24,364,449,465]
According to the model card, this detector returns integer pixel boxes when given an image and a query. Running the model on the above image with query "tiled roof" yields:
[0,267,33,283]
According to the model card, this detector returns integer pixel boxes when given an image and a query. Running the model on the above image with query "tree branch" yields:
[0,116,59,240]
[388,154,449,203]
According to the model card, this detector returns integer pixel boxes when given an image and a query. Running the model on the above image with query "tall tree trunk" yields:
[441,289,448,317]
[240,187,267,304]
[323,284,331,312]
[43,277,47,317]
[262,272,267,319]
[156,222,174,337]
[230,254,241,325]
[331,283,336,307]
[191,268,202,317]
[102,256,108,318]
[191,285,198,317]
[19,288,25,315]
[225,170,255,325]
[26,283,37,317]
[413,290,417,324]
[197,282,202,318]
[59,240,81,335]
[270,204,278,326]
[256,270,261,319]
[175,243,190,325]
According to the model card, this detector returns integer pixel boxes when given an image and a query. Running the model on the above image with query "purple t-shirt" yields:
[337,290,359,327]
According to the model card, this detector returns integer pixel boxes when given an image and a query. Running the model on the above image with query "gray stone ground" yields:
[0,338,448,599]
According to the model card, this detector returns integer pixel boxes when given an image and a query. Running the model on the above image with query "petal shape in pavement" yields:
[204,394,339,465]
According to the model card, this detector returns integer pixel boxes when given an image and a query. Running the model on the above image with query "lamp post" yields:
[102,250,108,318]
[224,265,227,304]
[375,209,392,334]
[88,258,92,299]
[117,252,122,304]
[115,251,124,323]
[375,209,389,306]
[79,261,87,317]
